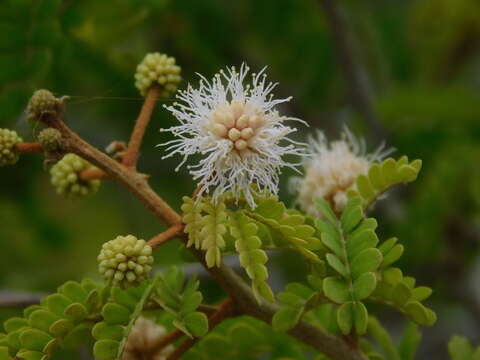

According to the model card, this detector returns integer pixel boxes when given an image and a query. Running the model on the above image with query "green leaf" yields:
[448,336,473,360]
[20,329,53,352]
[92,322,124,341]
[326,254,348,278]
[353,273,377,300]
[382,244,404,268]
[350,248,383,279]
[102,303,131,325]
[28,310,59,333]
[405,302,437,326]
[368,317,401,360]
[93,339,120,360]
[399,323,422,360]
[3,318,28,333]
[49,319,73,338]
[354,302,368,335]
[64,303,88,322]
[184,312,209,337]
[391,282,412,307]
[337,302,354,335]
[323,277,350,304]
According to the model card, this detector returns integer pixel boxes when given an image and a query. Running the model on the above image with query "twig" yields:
[166,298,237,360]
[40,113,367,360]
[317,0,385,140]
[0,291,44,307]
[148,224,184,249]
[122,86,159,169]
[79,168,110,181]
[15,142,43,154]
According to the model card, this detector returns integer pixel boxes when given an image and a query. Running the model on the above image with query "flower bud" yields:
[50,153,101,198]
[0,129,23,166]
[98,235,154,287]
[37,128,62,152]
[134,53,182,97]
[26,89,61,121]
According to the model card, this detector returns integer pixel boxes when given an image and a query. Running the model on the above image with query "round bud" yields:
[134,52,182,97]
[0,129,23,166]
[97,235,154,287]
[50,153,101,198]
[37,128,62,152]
[26,89,60,121]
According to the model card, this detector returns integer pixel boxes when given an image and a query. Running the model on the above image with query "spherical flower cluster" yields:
[97,235,154,287]
[50,153,101,198]
[26,89,60,121]
[160,63,306,208]
[291,129,392,215]
[0,129,22,166]
[123,317,174,360]
[134,52,182,97]
[38,128,62,152]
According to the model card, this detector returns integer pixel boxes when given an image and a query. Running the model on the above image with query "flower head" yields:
[161,64,306,207]
[134,52,181,97]
[291,128,392,215]
[0,129,22,166]
[123,317,174,360]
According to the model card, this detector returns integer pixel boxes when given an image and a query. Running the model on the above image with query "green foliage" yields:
[182,316,309,360]
[316,197,382,335]
[348,157,422,209]
[92,279,156,360]
[370,251,436,326]
[153,267,208,338]
[0,279,105,360]
[448,336,480,360]
[182,196,227,268]
[229,212,274,303]
[272,282,318,332]
[247,197,323,262]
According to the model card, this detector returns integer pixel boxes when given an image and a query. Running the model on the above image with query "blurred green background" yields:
[1,0,480,358]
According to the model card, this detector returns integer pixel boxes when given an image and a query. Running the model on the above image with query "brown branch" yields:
[79,168,110,181]
[41,114,367,360]
[0,291,44,307]
[122,86,159,169]
[148,224,184,249]
[15,142,43,154]
[166,298,237,360]
[317,0,385,141]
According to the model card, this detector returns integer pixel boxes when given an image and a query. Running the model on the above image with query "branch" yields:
[79,168,110,181]
[15,142,43,154]
[0,291,44,307]
[122,86,159,169]
[317,0,385,140]
[166,298,237,360]
[42,114,367,360]
[148,224,184,249]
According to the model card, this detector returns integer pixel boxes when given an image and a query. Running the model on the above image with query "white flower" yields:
[160,63,306,207]
[291,128,392,216]
[123,317,174,360]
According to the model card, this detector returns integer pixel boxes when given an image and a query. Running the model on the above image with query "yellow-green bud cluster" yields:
[50,153,101,198]
[134,52,181,97]
[97,235,154,287]
[38,127,62,152]
[26,89,60,121]
[0,128,22,166]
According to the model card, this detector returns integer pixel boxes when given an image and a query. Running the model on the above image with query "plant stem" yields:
[148,224,184,248]
[15,142,43,154]
[122,86,159,169]
[79,168,110,181]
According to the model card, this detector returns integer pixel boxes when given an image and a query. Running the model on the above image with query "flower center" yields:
[209,100,265,151]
